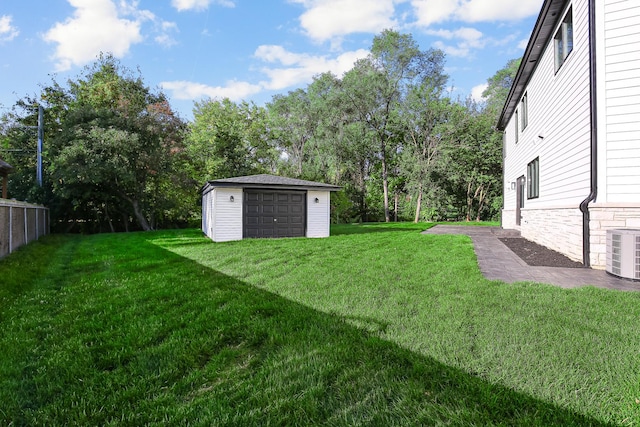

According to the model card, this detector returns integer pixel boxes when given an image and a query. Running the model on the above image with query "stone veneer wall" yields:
[520,207,585,265]
[503,205,640,270]
[501,209,517,230]
[502,207,584,264]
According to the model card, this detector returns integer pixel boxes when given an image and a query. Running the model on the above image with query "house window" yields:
[554,7,573,71]
[521,93,528,130]
[515,109,519,143]
[527,157,539,199]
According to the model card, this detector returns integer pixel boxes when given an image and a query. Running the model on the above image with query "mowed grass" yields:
[0,224,638,426]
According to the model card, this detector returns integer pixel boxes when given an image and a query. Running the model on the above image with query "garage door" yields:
[243,190,306,238]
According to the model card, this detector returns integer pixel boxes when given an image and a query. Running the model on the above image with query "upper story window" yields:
[554,7,573,71]
[515,109,519,143]
[520,92,528,130]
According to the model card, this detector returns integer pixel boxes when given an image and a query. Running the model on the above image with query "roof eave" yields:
[205,181,341,191]
[497,0,570,130]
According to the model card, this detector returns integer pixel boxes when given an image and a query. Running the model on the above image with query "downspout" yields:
[579,0,598,267]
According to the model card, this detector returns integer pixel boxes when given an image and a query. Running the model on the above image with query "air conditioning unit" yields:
[606,229,640,280]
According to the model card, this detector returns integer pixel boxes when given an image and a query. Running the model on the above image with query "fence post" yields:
[9,205,12,254]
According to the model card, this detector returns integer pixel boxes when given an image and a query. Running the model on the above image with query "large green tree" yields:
[341,30,446,222]
[187,98,276,181]
[33,55,189,232]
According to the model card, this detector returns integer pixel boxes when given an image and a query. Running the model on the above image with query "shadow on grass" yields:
[331,222,434,236]
[2,233,612,426]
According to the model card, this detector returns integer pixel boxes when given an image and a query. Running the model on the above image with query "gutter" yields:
[578,0,598,267]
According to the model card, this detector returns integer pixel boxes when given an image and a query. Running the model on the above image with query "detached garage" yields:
[202,174,341,242]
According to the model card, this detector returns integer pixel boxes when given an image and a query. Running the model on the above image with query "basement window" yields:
[554,7,573,71]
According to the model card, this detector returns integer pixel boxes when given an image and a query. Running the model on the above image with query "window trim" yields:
[527,157,539,199]
[514,109,519,143]
[554,6,573,72]
[520,92,528,130]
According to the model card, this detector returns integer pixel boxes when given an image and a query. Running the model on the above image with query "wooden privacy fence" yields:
[0,200,49,259]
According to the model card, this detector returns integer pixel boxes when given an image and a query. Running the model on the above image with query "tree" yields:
[482,58,521,116]
[267,89,318,178]
[187,98,275,181]
[341,30,446,222]
[397,84,451,222]
[45,54,188,231]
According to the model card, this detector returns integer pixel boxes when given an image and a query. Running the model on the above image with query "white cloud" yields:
[43,0,181,70]
[470,83,488,101]
[255,45,369,90]
[517,37,529,50]
[43,0,144,71]
[293,0,397,42]
[155,21,179,47]
[428,26,485,57]
[427,27,482,45]
[0,15,19,42]
[171,0,235,12]
[160,80,262,101]
[412,0,542,26]
[162,46,369,101]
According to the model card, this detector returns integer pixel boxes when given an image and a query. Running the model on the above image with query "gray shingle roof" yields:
[0,159,13,174]
[205,174,341,191]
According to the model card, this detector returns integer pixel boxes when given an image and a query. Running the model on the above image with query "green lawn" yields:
[1,224,638,425]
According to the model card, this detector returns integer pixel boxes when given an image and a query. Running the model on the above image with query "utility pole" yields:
[37,105,43,187]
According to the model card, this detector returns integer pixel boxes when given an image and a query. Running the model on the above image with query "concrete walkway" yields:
[422,225,640,291]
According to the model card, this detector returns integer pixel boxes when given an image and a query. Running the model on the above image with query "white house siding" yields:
[502,0,592,261]
[306,191,330,238]
[578,0,640,267]
[211,187,243,242]
[599,0,640,202]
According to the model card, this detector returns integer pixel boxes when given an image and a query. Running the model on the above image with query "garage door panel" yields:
[244,190,306,238]
[277,205,289,214]
[262,205,275,214]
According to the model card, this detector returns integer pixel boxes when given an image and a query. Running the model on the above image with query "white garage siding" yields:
[203,187,243,242]
[306,191,330,238]
[202,175,341,242]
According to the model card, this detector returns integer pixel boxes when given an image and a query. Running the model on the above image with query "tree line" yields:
[0,31,520,232]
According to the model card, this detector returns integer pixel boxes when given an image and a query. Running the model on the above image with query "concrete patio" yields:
[422,225,640,291]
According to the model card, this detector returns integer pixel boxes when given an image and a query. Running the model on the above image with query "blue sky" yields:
[0,0,543,121]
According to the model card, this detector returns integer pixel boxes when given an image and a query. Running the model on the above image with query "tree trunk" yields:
[105,203,115,233]
[466,181,473,222]
[131,199,152,231]
[381,144,390,223]
[475,183,490,222]
[414,183,423,223]
[394,192,398,222]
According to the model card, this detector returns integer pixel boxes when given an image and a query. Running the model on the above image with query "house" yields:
[201,174,341,242]
[0,158,13,199]
[498,0,640,268]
